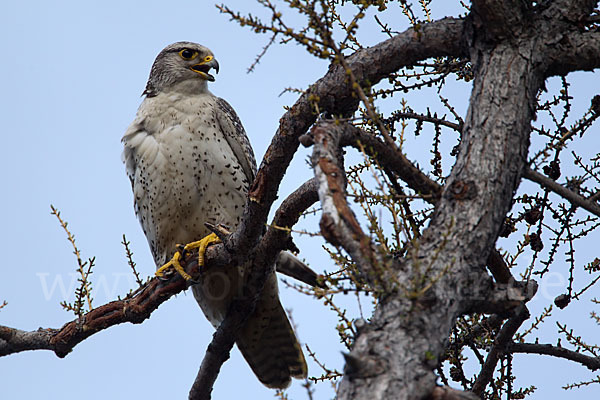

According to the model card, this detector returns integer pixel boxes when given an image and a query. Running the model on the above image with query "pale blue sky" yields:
[1,1,599,399]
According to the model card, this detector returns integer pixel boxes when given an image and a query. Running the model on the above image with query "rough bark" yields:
[336,1,600,399]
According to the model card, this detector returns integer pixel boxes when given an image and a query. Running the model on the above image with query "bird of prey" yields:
[122,41,307,388]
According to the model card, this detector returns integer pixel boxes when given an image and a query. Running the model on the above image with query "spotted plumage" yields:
[122,41,306,388]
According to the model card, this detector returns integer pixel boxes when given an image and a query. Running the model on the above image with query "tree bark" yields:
[335,1,592,398]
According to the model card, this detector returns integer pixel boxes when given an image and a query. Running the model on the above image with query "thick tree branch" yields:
[543,0,598,23]
[545,30,600,77]
[230,17,466,257]
[509,342,600,371]
[0,326,55,355]
[468,280,537,316]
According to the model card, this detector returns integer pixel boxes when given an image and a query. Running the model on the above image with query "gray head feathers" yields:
[143,41,219,97]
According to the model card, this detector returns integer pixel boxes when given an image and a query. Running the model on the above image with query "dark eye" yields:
[179,49,197,60]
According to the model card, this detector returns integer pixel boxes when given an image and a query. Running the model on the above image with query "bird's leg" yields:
[183,233,222,267]
[155,250,192,281]
[154,233,221,281]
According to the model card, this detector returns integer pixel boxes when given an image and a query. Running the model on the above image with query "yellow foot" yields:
[155,251,192,281]
[154,233,222,281]
[183,233,222,267]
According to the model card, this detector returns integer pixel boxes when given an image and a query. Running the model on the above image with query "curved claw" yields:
[155,251,193,281]
[183,233,222,267]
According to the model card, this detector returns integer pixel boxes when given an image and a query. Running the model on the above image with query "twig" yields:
[122,234,144,288]
[51,205,94,314]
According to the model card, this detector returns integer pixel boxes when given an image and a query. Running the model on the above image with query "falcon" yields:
[122,42,307,388]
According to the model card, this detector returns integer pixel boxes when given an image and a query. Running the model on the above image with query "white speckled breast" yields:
[122,89,252,325]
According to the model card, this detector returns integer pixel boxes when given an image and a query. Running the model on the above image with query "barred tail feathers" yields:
[236,273,307,389]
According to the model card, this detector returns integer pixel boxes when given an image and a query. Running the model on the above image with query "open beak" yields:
[190,58,220,82]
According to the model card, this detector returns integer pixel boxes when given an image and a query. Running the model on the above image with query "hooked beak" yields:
[190,58,220,82]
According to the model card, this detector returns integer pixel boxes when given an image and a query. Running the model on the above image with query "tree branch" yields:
[543,0,598,24]
[230,17,466,257]
[523,166,600,217]
[544,28,600,77]
[509,342,600,371]
[0,271,191,358]
[468,280,537,316]
[386,111,463,132]
[311,121,387,289]
[471,306,530,395]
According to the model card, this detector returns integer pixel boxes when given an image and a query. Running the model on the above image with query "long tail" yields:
[236,273,307,388]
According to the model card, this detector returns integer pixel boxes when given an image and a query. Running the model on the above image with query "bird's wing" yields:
[214,97,257,184]
[276,251,326,288]
[121,115,149,207]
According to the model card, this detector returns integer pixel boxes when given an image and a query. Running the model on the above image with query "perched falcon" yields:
[122,42,307,388]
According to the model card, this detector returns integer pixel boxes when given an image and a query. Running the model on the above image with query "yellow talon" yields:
[183,233,222,267]
[155,233,221,281]
[155,251,193,281]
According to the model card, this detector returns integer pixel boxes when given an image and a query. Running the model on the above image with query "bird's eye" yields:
[179,49,198,60]
[204,55,213,62]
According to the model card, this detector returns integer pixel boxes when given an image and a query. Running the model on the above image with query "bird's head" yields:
[143,41,220,96]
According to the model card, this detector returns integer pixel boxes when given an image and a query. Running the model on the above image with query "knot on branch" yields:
[446,180,478,201]
[342,352,387,380]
